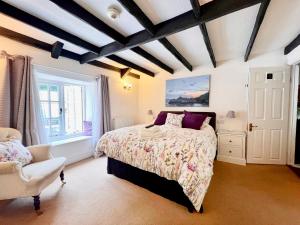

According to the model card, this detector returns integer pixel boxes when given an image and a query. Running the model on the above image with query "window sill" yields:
[51,136,92,146]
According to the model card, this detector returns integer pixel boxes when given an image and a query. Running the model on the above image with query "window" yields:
[38,81,85,141]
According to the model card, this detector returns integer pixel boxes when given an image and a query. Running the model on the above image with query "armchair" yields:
[0,128,66,214]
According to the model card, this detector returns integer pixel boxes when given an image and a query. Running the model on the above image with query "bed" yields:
[95,111,217,213]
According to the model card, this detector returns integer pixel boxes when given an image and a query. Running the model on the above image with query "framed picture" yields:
[165,75,210,107]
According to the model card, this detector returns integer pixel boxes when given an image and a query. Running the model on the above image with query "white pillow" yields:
[165,113,184,127]
[0,140,32,166]
[201,117,212,129]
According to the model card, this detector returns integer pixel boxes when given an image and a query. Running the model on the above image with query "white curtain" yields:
[92,75,112,147]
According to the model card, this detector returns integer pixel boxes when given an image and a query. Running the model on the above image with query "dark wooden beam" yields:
[190,0,216,67]
[107,55,155,77]
[49,0,126,44]
[158,39,193,71]
[120,68,132,78]
[49,0,173,74]
[0,1,147,76]
[51,41,64,59]
[82,0,262,63]
[117,0,192,71]
[0,1,100,53]
[284,34,300,55]
[131,47,174,74]
[244,0,271,61]
[116,0,155,35]
[0,26,141,79]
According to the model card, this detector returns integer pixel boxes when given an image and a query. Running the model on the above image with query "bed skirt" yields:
[107,157,203,213]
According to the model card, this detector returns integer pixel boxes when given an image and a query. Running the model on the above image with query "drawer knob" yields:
[229,150,232,153]
[229,140,232,143]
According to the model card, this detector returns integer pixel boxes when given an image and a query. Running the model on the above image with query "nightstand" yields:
[217,130,246,165]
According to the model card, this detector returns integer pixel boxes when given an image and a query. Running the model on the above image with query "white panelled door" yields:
[247,67,291,164]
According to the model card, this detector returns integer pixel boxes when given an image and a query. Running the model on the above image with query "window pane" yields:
[50,85,59,101]
[50,118,61,136]
[41,102,50,118]
[50,102,60,118]
[39,84,48,101]
[64,85,83,135]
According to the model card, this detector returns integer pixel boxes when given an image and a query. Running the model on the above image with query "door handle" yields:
[249,123,258,132]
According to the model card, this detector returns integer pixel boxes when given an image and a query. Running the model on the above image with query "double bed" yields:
[95,111,217,213]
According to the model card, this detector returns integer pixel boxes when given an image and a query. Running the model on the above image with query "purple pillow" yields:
[154,111,168,125]
[182,111,207,130]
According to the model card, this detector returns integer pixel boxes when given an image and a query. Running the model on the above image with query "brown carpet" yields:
[0,157,299,225]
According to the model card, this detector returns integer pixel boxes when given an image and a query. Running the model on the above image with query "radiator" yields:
[112,117,134,129]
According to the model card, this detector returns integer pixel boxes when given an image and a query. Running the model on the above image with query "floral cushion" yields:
[0,140,32,166]
[165,113,184,127]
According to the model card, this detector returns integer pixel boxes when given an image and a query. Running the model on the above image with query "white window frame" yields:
[38,79,86,142]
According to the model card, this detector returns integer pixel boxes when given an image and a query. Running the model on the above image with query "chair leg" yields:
[33,195,43,215]
[60,170,66,184]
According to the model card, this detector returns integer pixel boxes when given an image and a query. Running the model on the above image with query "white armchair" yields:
[0,128,66,214]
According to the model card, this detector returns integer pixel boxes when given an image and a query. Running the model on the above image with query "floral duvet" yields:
[95,124,217,211]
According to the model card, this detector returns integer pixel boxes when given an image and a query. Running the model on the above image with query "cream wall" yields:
[138,50,288,131]
[0,36,140,126]
[0,36,140,163]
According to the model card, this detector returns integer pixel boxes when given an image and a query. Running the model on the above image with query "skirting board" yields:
[217,156,246,166]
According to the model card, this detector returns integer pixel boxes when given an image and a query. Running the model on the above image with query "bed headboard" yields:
[161,111,217,131]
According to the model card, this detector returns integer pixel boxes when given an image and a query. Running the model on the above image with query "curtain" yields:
[0,51,47,146]
[93,75,112,146]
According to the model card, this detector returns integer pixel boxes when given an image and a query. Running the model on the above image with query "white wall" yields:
[138,50,288,131]
[0,36,140,162]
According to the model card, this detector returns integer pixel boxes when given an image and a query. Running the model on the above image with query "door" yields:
[247,67,290,164]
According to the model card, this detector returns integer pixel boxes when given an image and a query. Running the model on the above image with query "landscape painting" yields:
[166,75,210,107]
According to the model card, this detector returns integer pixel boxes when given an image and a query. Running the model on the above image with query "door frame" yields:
[247,66,291,164]
[287,65,299,166]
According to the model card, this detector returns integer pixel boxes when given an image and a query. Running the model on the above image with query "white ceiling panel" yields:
[115,50,162,74]
[134,0,192,25]
[0,14,87,54]
[206,4,260,61]
[141,41,183,70]
[3,0,114,46]
[75,0,144,36]
[133,0,213,25]
[166,26,212,67]
[251,0,300,56]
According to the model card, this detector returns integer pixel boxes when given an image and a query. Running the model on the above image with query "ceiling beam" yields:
[49,0,173,74]
[107,55,155,77]
[0,1,100,53]
[131,47,174,74]
[284,34,300,55]
[51,41,64,59]
[116,0,155,35]
[190,0,216,68]
[158,39,192,71]
[81,0,262,63]
[0,26,140,79]
[117,0,193,71]
[120,68,132,78]
[49,0,126,45]
[244,0,271,61]
[0,1,146,76]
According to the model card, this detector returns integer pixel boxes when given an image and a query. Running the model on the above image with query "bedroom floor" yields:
[0,157,299,225]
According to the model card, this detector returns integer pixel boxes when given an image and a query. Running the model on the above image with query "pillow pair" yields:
[154,111,209,130]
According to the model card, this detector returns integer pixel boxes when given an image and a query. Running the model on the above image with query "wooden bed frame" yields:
[107,111,216,213]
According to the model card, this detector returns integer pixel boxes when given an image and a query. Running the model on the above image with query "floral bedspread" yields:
[95,124,217,211]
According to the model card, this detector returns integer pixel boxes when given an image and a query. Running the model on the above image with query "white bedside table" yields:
[217,130,246,165]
